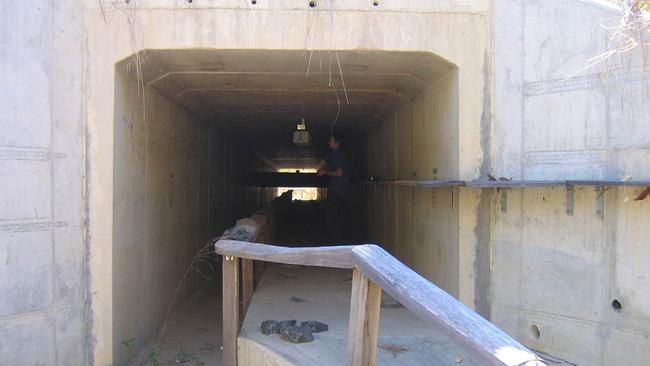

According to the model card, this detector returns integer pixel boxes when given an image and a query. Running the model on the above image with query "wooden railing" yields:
[215,240,548,366]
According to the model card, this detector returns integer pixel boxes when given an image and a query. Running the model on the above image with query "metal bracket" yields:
[450,187,455,209]
[500,189,508,213]
[431,189,436,208]
[595,185,605,219]
[225,255,235,261]
[566,185,574,216]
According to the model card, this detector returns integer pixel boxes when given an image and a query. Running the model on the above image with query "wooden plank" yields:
[566,179,650,186]
[469,180,650,188]
[357,179,650,189]
[215,240,356,269]
[241,259,254,318]
[350,245,547,366]
[346,269,382,366]
[465,180,566,188]
[413,180,465,188]
[357,180,465,188]
[222,255,240,366]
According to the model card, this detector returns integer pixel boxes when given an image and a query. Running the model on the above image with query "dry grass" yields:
[588,0,650,71]
[158,239,221,339]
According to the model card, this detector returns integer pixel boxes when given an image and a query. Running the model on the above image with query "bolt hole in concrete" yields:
[530,324,541,339]
[373,0,379,6]
[309,1,317,8]
[251,0,257,4]
[612,299,622,312]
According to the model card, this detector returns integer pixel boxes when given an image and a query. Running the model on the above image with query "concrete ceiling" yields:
[131,49,453,168]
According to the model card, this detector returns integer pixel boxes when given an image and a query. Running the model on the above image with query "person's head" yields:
[328,131,344,150]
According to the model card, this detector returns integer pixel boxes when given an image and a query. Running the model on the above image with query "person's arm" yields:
[316,154,329,175]
[315,159,327,171]
[317,153,343,177]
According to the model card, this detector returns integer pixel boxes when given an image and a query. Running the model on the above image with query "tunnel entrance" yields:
[113,49,458,365]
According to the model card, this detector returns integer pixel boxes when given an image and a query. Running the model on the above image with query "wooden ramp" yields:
[238,263,482,365]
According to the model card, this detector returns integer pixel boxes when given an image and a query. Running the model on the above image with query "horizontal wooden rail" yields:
[357,179,465,188]
[351,245,545,366]
[216,240,547,366]
[216,240,356,269]
[356,178,650,188]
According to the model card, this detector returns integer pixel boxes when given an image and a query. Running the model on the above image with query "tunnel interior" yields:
[113,49,459,364]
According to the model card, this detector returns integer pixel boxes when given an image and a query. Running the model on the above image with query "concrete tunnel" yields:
[8,1,650,365]
[113,49,462,364]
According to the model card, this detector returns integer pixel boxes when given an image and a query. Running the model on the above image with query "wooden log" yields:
[216,240,356,269]
[346,269,382,366]
[223,255,240,366]
[241,258,254,318]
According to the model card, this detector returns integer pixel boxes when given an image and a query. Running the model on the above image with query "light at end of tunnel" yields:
[277,187,318,201]
[277,169,319,201]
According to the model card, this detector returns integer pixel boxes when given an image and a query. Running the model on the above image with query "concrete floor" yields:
[132,282,223,366]
[238,263,484,366]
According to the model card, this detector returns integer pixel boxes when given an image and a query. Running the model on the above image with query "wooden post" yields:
[346,269,382,366]
[223,255,240,366]
[241,258,254,318]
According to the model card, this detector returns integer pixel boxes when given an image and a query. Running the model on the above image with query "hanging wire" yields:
[327,0,349,135]
[303,0,350,136]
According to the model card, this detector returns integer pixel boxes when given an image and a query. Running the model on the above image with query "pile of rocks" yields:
[260,319,329,343]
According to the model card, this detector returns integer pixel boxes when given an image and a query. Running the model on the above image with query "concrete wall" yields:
[113,63,265,365]
[0,1,87,365]
[360,69,461,296]
[113,67,211,365]
[489,1,650,364]
[492,0,650,181]
[489,185,650,365]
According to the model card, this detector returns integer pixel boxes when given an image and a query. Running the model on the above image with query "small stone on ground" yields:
[280,326,314,343]
[260,319,297,335]
[300,320,328,333]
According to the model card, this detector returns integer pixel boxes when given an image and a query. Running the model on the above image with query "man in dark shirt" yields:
[317,131,350,243]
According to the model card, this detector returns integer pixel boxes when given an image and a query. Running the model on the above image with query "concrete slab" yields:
[0,229,52,317]
[239,263,482,365]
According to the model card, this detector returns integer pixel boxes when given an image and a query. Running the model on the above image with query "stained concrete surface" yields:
[0,1,87,365]
[131,282,223,366]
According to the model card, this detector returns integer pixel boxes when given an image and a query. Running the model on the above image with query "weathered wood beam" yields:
[215,240,356,269]
[346,269,382,366]
[222,255,240,366]
[241,258,254,319]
